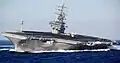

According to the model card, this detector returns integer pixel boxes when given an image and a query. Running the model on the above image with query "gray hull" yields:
[6,36,111,52]
[6,37,76,52]
[2,31,115,53]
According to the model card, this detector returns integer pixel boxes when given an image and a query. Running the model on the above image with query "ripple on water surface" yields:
[0,50,120,63]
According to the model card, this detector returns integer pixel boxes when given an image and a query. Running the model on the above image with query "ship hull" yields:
[2,32,114,53]
[6,36,111,52]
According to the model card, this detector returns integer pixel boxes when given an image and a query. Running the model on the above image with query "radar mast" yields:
[20,19,24,32]
[49,1,67,34]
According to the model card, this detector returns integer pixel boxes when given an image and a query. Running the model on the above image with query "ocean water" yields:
[0,40,120,63]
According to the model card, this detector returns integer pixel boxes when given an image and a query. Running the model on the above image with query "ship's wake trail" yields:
[0,45,14,48]
[0,49,110,53]
[0,48,111,53]
[1,45,120,53]
[0,45,14,51]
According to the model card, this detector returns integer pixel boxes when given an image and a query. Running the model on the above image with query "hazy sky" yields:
[0,0,120,40]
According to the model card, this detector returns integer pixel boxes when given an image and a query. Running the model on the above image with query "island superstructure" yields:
[1,3,116,52]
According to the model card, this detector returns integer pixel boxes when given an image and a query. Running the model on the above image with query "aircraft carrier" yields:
[1,3,116,53]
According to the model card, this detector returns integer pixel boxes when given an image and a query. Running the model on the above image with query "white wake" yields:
[1,49,110,53]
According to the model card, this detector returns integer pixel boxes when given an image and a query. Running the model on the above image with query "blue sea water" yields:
[0,40,120,63]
